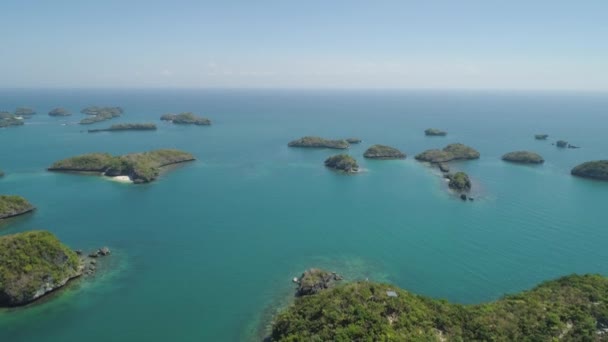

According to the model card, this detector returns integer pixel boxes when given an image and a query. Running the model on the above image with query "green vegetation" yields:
[49,149,195,183]
[271,274,608,341]
[571,160,608,181]
[0,195,35,219]
[324,154,359,173]
[88,123,157,133]
[0,112,24,128]
[557,140,568,148]
[535,134,549,140]
[502,151,545,164]
[297,269,343,296]
[425,128,447,136]
[288,136,350,149]
[446,172,472,192]
[160,112,211,125]
[363,144,406,159]
[48,107,71,117]
[0,231,81,307]
[79,106,123,125]
[15,107,36,116]
[415,143,480,163]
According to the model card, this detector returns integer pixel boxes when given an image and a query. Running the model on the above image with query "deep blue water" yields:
[0,89,607,341]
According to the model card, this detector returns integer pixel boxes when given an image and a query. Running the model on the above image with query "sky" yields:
[1,0,607,90]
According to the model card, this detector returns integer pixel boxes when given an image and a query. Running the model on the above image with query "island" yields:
[79,106,124,125]
[15,107,36,117]
[446,171,472,193]
[0,112,24,128]
[535,134,549,140]
[363,144,406,159]
[425,128,447,136]
[48,149,195,184]
[415,143,480,163]
[571,160,608,181]
[288,136,350,149]
[502,151,545,164]
[88,123,157,133]
[48,107,72,117]
[556,140,568,148]
[324,154,359,173]
[294,269,343,296]
[270,271,608,341]
[345,138,362,144]
[0,195,35,219]
[160,112,211,125]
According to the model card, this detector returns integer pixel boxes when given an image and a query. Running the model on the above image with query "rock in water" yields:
[296,269,343,296]
[324,154,359,173]
[425,128,447,136]
[571,160,608,181]
[556,140,568,148]
[502,151,544,164]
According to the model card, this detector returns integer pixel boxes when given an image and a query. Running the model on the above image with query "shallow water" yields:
[1,89,607,341]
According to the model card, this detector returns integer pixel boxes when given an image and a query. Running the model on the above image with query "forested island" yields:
[502,151,545,164]
[288,136,350,149]
[415,143,480,163]
[160,112,211,125]
[363,144,406,159]
[324,154,359,173]
[270,271,608,341]
[48,107,72,117]
[571,160,608,181]
[88,123,157,133]
[79,106,123,125]
[0,195,35,219]
[48,149,195,184]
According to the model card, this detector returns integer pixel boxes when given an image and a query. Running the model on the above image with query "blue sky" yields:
[1,0,607,90]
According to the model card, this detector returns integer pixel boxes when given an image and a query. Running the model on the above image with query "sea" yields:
[0,89,607,341]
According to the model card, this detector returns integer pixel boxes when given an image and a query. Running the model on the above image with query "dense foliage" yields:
[425,128,447,136]
[288,136,350,149]
[271,274,608,341]
[416,143,480,163]
[160,112,211,125]
[571,160,608,181]
[48,149,195,183]
[502,151,545,164]
[48,107,71,116]
[0,231,81,307]
[324,154,359,173]
[88,123,157,133]
[446,172,472,192]
[363,144,406,159]
[0,195,35,219]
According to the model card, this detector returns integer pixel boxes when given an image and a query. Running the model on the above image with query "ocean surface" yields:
[0,89,607,341]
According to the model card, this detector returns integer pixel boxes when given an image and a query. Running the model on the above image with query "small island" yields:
[363,144,406,159]
[270,272,608,341]
[161,112,211,125]
[88,123,157,133]
[0,112,24,128]
[502,151,544,164]
[294,269,343,296]
[288,136,350,149]
[556,140,568,148]
[571,160,608,181]
[446,172,472,193]
[80,106,124,125]
[48,149,195,184]
[0,195,35,219]
[535,134,549,140]
[345,138,362,144]
[415,143,480,163]
[48,107,72,117]
[324,154,359,173]
[15,107,36,117]
[425,128,447,136]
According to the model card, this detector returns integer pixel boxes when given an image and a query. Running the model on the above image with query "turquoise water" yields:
[1,89,608,341]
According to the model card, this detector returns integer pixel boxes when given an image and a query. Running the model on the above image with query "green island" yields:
[48,107,72,117]
[502,151,545,164]
[160,112,211,125]
[535,134,549,140]
[48,149,195,184]
[270,272,608,341]
[324,154,359,173]
[363,144,406,159]
[446,171,472,193]
[425,128,447,136]
[288,136,350,149]
[15,107,36,117]
[0,111,24,128]
[571,160,608,181]
[79,106,124,125]
[415,143,480,163]
[0,195,35,219]
[345,138,362,144]
[88,123,157,133]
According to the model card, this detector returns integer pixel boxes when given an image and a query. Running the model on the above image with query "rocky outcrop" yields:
[295,269,343,296]
[425,128,447,136]
[288,136,349,149]
[535,134,549,140]
[556,140,568,148]
[571,160,608,181]
[0,195,35,219]
[345,138,362,144]
[0,112,24,128]
[363,145,406,159]
[48,108,72,117]
[438,163,450,173]
[415,143,480,163]
[324,154,359,173]
[502,151,544,164]
[15,107,36,117]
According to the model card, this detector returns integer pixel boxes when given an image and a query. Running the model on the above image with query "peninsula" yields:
[415,143,480,163]
[161,112,211,125]
[363,144,406,159]
[502,151,545,164]
[571,160,608,181]
[0,195,35,219]
[48,149,195,184]
[324,154,359,173]
[88,123,157,133]
[288,136,349,149]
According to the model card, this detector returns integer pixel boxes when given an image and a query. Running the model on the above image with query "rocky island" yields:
[556,140,568,148]
[535,134,549,140]
[0,112,24,128]
[446,171,472,194]
[288,136,350,149]
[48,107,72,117]
[15,107,36,117]
[502,151,545,164]
[324,154,359,173]
[88,123,157,133]
[363,144,406,159]
[161,112,211,125]
[571,160,608,181]
[294,269,343,296]
[425,128,447,136]
[0,195,35,219]
[345,138,362,144]
[270,272,608,341]
[79,106,123,125]
[415,143,480,163]
[48,149,195,184]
